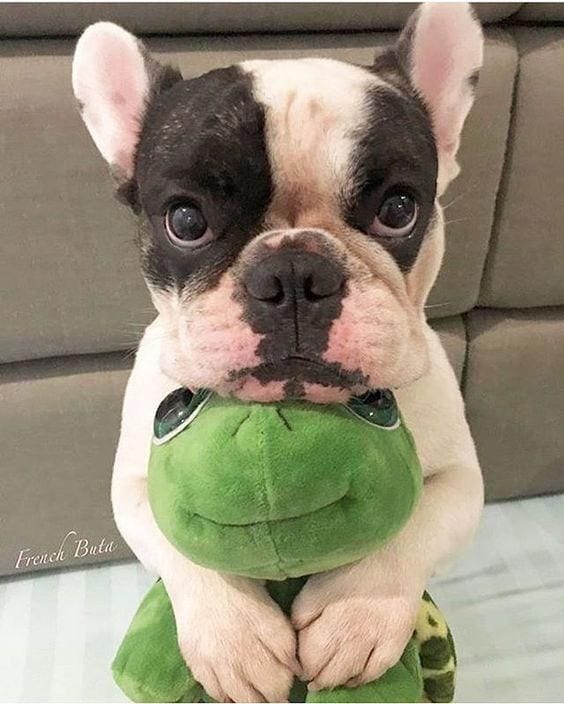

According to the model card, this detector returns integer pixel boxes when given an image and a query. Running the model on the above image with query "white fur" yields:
[241,58,392,210]
[292,328,483,690]
[72,22,149,178]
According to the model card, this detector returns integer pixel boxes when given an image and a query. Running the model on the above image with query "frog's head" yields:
[148,389,422,580]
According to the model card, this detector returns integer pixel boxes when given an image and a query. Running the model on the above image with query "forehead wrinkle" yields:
[240,58,397,227]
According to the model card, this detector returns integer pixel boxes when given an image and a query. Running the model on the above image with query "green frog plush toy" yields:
[112,389,456,703]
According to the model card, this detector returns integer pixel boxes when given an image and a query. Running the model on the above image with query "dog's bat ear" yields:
[392,2,483,186]
[72,22,182,183]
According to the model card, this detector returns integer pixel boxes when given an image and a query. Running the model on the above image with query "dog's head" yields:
[73,3,482,402]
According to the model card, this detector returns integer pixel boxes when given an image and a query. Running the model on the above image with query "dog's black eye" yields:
[165,203,212,247]
[370,192,418,238]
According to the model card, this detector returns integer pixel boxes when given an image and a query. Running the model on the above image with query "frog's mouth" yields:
[186,490,352,529]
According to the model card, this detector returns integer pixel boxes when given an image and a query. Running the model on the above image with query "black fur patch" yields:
[133,66,273,292]
[343,82,438,272]
[228,358,368,397]
[112,55,184,213]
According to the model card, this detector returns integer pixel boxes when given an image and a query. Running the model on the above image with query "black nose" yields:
[245,250,345,308]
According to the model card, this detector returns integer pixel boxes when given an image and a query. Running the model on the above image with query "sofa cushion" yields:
[464,307,564,501]
[479,28,564,308]
[430,315,466,384]
[0,353,132,576]
[0,29,516,363]
[425,29,517,318]
[0,3,522,38]
[514,3,564,22]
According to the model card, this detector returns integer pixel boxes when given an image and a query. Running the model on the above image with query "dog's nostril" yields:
[246,271,285,304]
[263,277,285,305]
[303,272,343,302]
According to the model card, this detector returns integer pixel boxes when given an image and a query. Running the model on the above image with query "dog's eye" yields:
[165,203,212,246]
[370,192,418,238]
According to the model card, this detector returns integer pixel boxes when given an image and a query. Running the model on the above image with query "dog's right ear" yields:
[72,22,181,188]
[378,3,483,192]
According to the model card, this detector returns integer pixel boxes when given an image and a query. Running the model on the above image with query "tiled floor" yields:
[1,494,563,703]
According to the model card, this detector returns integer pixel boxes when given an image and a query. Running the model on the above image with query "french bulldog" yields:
[72,3,484,701]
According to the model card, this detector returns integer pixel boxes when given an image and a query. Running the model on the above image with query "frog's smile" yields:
[189,491,352,528]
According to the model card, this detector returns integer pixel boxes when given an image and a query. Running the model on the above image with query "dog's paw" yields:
[176,585,300,702]
[292,570,420,691]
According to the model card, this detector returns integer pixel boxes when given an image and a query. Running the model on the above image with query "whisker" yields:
[424,301,452,309]
[441,192,466,212]
[440,179,481,212]
[443,216,472,228]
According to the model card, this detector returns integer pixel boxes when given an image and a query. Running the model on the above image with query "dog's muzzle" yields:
[243,248,346,356]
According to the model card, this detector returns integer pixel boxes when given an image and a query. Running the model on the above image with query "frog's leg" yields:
[112,580,203,703]
[414,593,457,704]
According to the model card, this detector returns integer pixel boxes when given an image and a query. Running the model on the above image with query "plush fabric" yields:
[0,3,521,38]
[148,392,423,581]
[0,319,463,578]
[114,391,457,702]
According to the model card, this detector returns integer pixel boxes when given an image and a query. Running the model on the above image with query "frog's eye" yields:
[153,388,211,444]
[346,389,400,429]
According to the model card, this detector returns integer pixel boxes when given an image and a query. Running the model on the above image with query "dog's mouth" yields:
[228,355,368,400]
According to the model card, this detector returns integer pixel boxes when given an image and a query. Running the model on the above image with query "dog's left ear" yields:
[392,3,483,188]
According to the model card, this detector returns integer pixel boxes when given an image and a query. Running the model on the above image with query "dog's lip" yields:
[283,354,328,368]
[228,355,368,391]
[230,354,332,376]
[254,354,338,377]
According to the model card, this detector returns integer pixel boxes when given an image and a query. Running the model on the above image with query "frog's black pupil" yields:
[154,387,206,440]
[378,194,415,229]
[363,389,394,410]
[347,389,398,428]
[154,388,194,428]
[169,205,208,241]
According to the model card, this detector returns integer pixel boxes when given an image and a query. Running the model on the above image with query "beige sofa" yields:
[1,3,563,576]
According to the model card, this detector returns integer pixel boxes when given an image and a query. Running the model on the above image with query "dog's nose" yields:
[245,250,344,308]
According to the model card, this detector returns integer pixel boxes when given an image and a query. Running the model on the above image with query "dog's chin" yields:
[234,377,356,404]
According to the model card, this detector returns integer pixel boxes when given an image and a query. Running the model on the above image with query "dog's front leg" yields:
[112,320,299,703]
[293,333,484,691]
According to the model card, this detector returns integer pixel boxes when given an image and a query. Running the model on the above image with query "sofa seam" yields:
[475,30,521,307]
